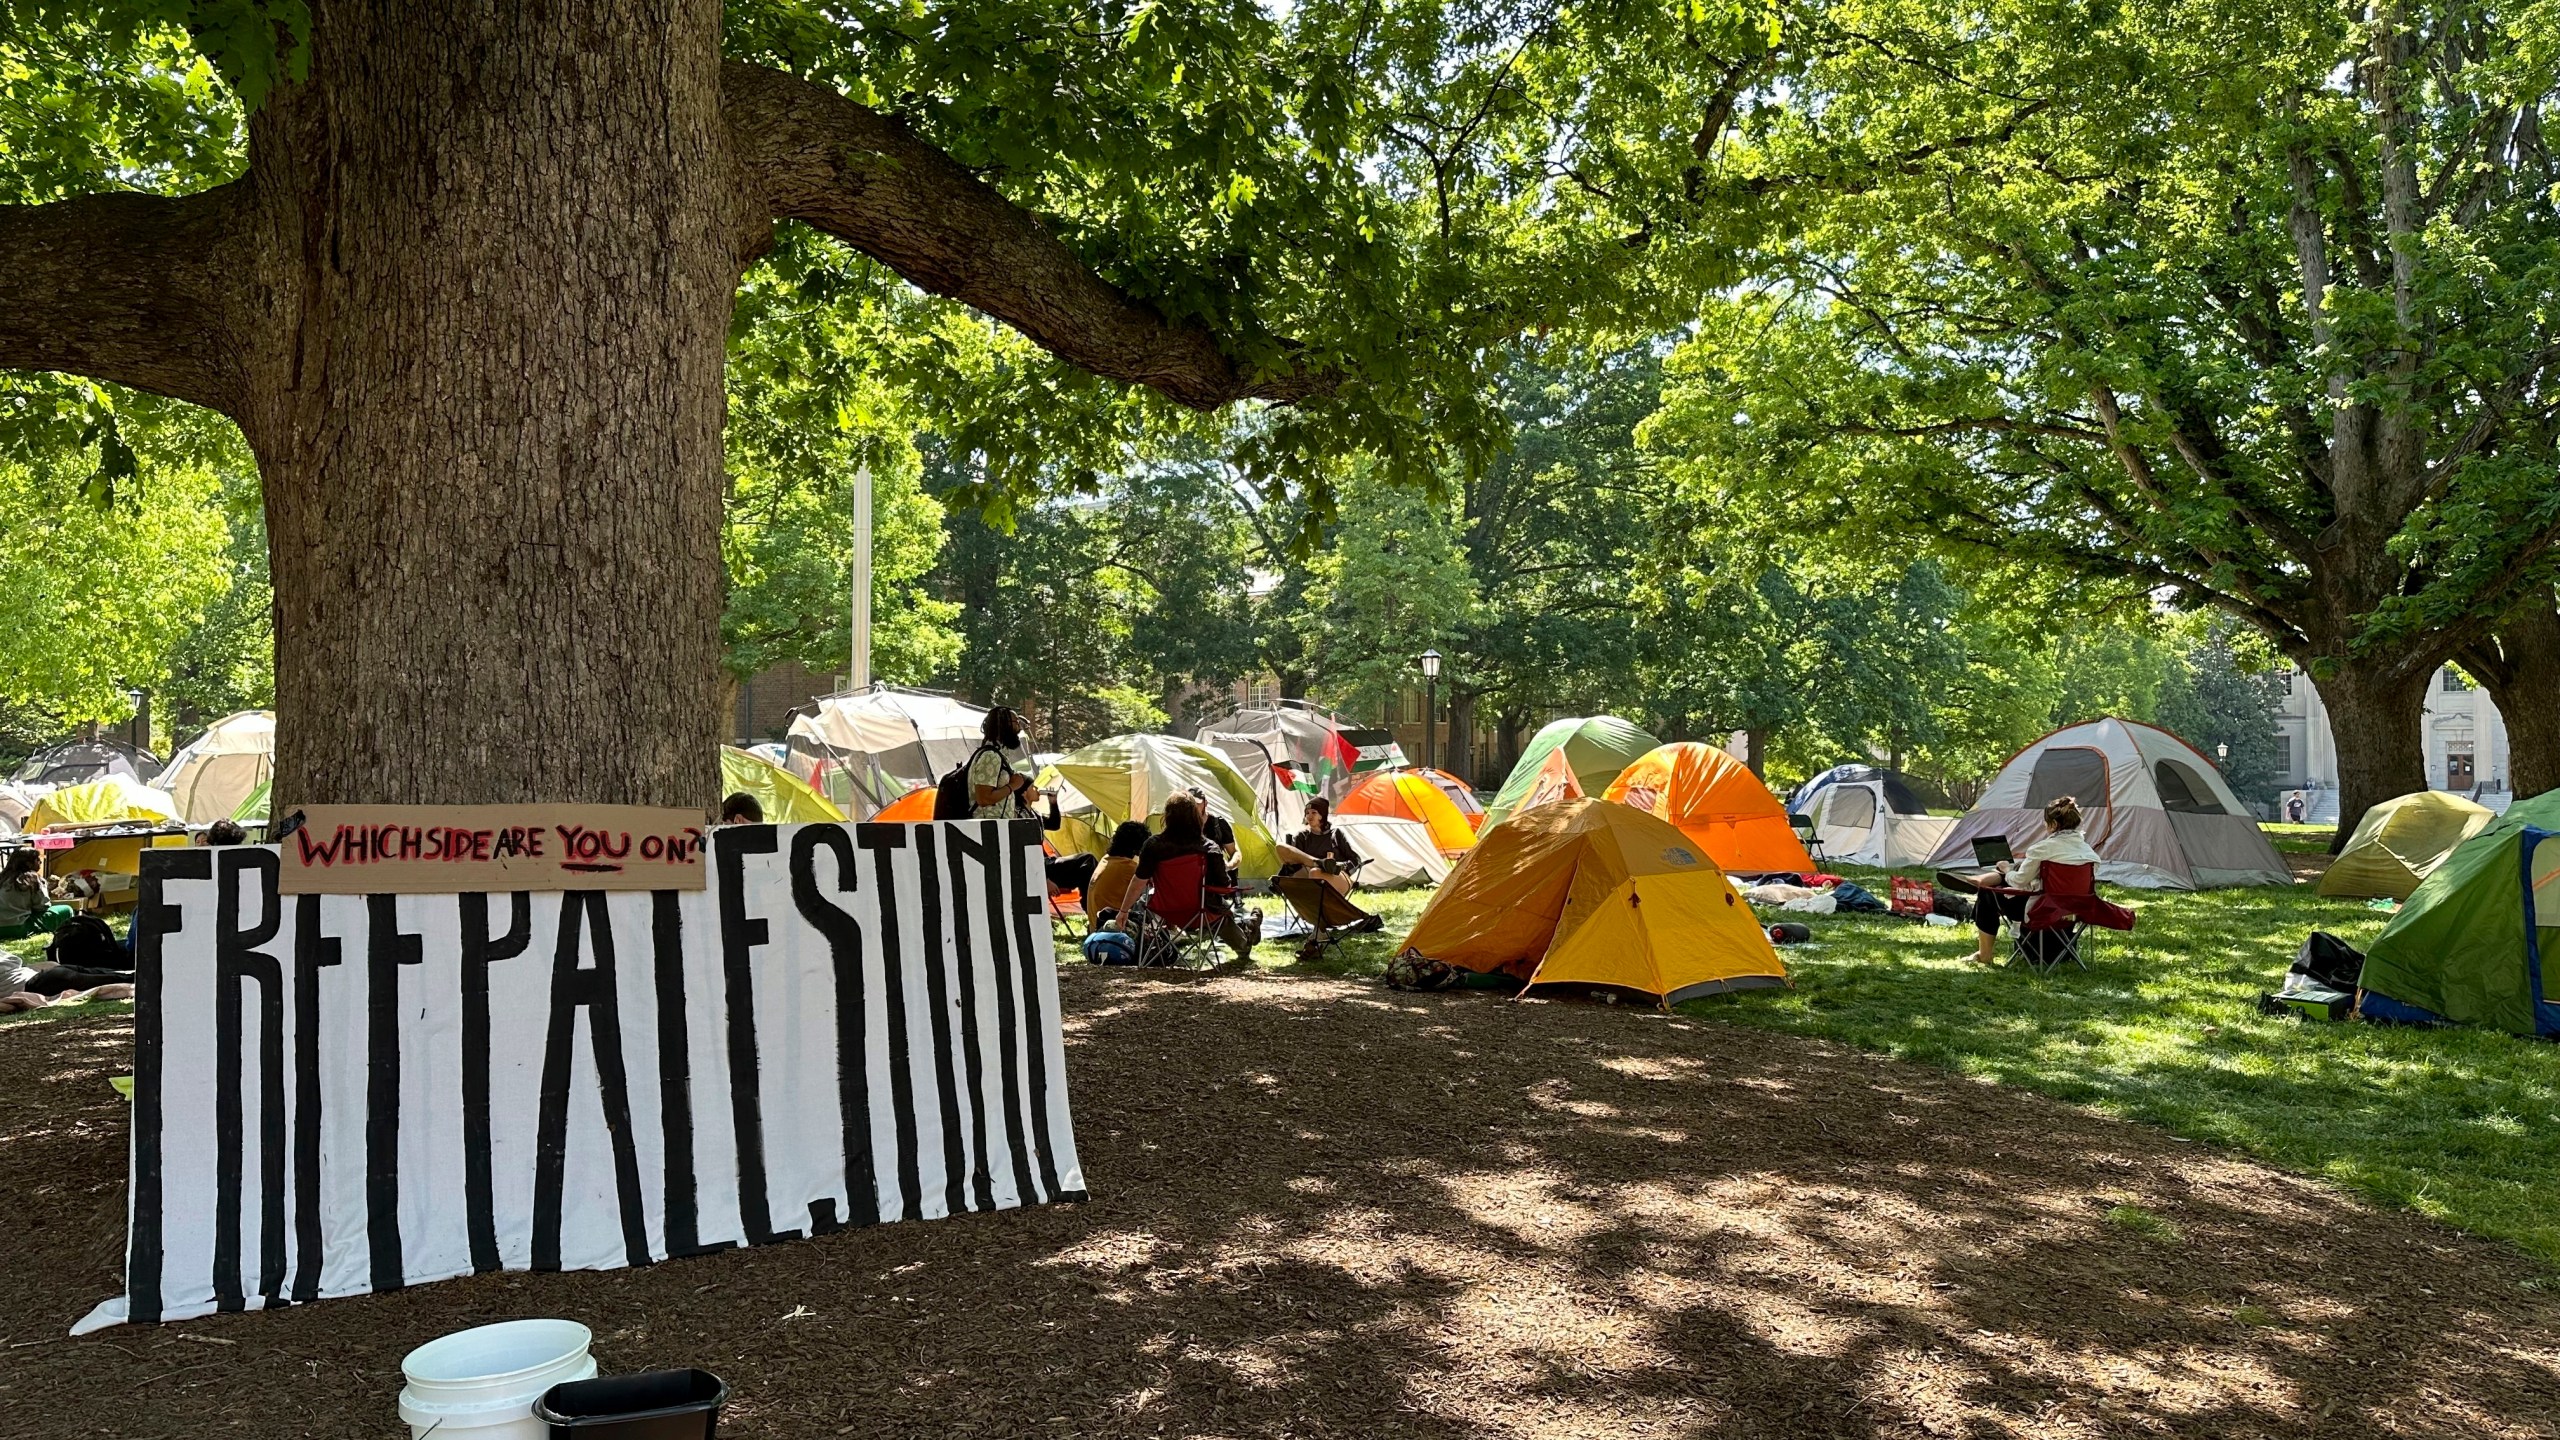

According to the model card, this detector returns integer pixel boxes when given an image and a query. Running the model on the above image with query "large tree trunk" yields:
[2314,661,2431,852]
[242,0,744,807]
[2460,601,2560,801]
[1,6,1318,809]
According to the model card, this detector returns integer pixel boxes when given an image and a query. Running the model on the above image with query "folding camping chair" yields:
[1789,810,1827,864]
[1271,861,1371,964]
[2000,861,2135,973]
[1125,851,1242,969]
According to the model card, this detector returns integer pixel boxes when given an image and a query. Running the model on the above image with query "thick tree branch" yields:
[721,61,1326,411]
[0,184,252,415]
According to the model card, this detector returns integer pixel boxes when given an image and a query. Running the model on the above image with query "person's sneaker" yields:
[1350,914,1386,934]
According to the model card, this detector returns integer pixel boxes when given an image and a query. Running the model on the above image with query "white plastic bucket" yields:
[397,1318,597,1438]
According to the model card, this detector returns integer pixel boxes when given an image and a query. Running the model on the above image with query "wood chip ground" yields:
[3,965,2554,1437]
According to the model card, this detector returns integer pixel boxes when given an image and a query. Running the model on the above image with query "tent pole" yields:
[848,463,873,691]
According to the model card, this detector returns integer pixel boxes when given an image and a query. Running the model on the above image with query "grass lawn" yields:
[1235,865,2560,1269]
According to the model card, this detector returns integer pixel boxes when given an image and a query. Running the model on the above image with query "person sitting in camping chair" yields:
[1971,795,2102,965]
[1276,797,1385,923]
[1085,821,1150,929]
[1134,796,1261,964]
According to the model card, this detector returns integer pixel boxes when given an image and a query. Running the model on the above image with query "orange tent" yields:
[1603,742,1816,874]
[1407,767,1487,830]
[1339,769,1479,854]
[872,785,938,822]
[1400,799,1786,1005]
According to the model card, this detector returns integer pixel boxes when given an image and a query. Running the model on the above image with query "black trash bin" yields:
[534,1368,728,1439]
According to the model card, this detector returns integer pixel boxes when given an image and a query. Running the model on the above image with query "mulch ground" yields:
[5,967,2557,1439]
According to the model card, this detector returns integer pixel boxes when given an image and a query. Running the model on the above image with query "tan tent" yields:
[1928,718,2289,889]
[157,710,275,824]
[2320,790,2494,901]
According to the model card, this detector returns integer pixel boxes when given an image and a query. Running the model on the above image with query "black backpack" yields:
[932,742,1006,821]
[45,913,129,972]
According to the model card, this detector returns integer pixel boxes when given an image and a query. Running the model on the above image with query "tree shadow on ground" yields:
[5,969,2559,1438]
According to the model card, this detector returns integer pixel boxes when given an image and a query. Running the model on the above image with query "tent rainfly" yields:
[720,745,847,824]
[1329,814,1451,889]
[1788,763,1954,868]
[1926,718,2289,889]
[1602,742,1817,875]
[1197,702,1368,803]
[2320,790,2495,901]
[1482,716,1659,828]
[1044,734,1282,880]
[2358,790,2560,1037]
[1399,798,1786,1006]
[13,737,161,790]
[1339,769,1479,855]
[157,711,276,825]
[785,685,990,819]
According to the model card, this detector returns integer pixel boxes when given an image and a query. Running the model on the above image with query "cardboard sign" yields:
[280,805,707,893]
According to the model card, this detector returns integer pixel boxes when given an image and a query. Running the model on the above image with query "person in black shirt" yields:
[1277,797,1384,931]
[1187,787,1240,867]
[1137,795,1260,961]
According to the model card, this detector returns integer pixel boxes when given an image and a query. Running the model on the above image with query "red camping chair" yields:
[1127,850,1239,969]
[2011,861,2135,972]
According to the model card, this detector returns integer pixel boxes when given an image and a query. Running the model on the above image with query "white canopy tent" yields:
[1927,718,2290,889]
[785,685,990,819]
[157,710,276,825]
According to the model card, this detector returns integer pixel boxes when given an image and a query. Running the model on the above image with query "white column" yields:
[848,463,873,690]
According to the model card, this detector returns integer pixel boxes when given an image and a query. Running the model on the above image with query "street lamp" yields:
[1417,649,1443,773]
[2216,742,2229,764]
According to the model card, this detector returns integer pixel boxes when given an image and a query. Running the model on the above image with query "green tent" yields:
[1482,716,1658,829]
[720,745,846,824]
[2319,789,2494,901]
[1044,734,1281,880]
[2359,790,2560,1038]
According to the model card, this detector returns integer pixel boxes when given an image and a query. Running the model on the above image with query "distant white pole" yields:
[849,463,873,690]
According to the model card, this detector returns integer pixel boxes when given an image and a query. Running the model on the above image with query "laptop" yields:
[1936,835,2016,894]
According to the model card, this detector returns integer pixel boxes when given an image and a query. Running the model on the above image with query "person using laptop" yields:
[1971,795,2100,964]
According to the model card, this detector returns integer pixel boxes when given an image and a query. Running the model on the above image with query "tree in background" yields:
[1652,0,2560,847]
[1301,464,1479,729]
[0,0,1789,805]
[720,238,961,720]
[2155,616,2291,809]
[0,395,233,725]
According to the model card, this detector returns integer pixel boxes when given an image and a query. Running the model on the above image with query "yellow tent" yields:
[25,776,189,895]
[1045,734,1280,880]
[2320,790,2495,901]
[1399,798,1786,1006]
[25,775,180,832]
[720,745,847,824]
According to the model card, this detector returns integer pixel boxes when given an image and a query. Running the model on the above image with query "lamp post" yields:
[1417,649,1443,773]
[2216,742,2229,764]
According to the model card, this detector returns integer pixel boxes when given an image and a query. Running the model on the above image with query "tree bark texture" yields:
[2311,662,2431,852]
[2460,601,2560,801]
[1,0,1320,806]
[236,0,747,807]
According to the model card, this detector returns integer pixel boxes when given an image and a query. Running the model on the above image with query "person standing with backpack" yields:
[967,706,1044,819]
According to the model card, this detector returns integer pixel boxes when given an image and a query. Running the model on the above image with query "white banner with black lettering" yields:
[78,820,1085,1332]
